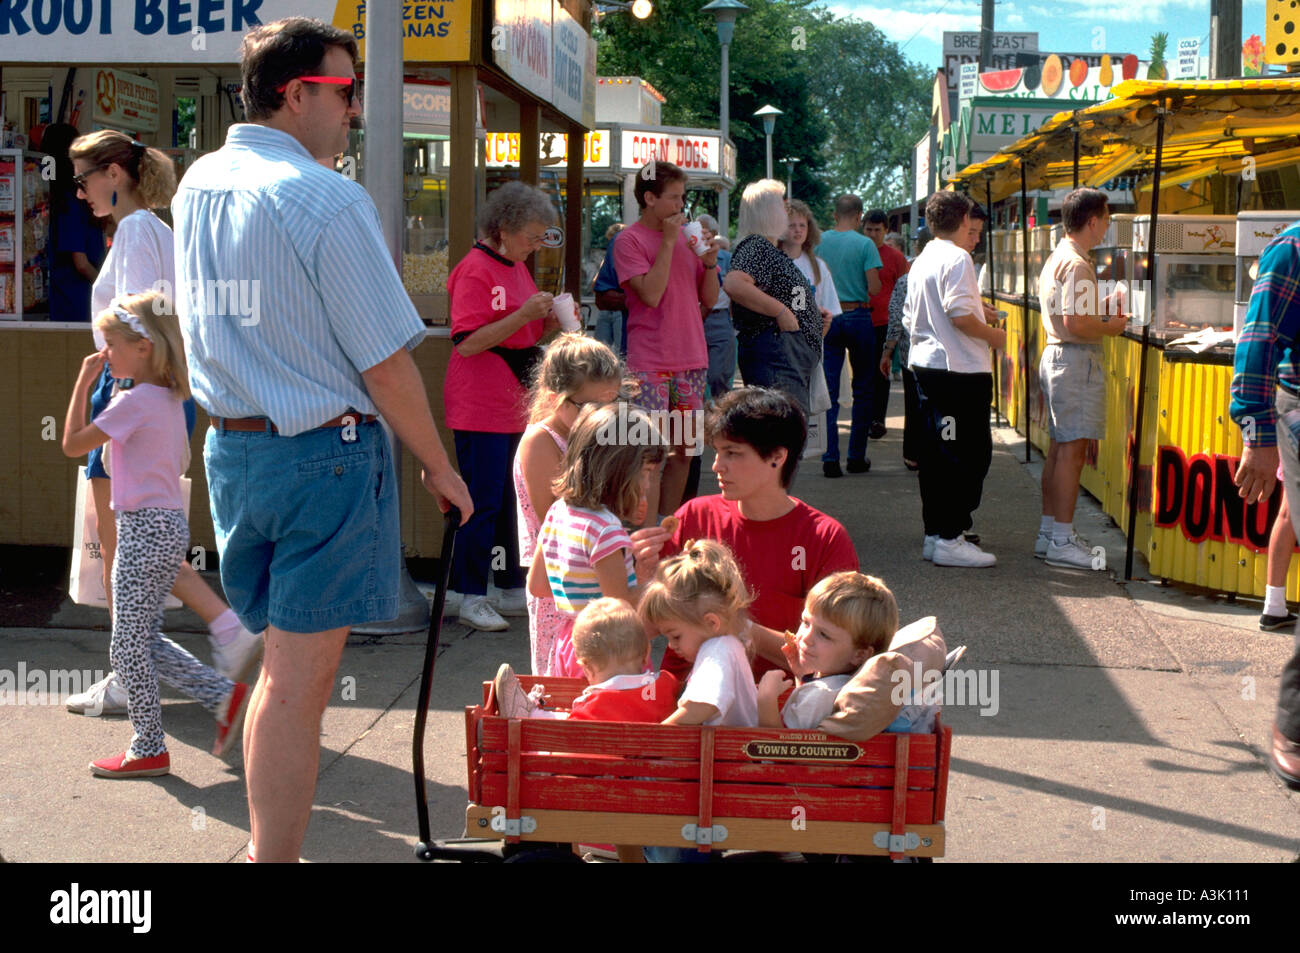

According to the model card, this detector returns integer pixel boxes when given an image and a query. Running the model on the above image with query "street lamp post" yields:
[781,156,800,199]
[703,0,748,236]
[754,104,783,180]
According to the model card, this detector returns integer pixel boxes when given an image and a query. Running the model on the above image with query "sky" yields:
[824,0,1270,72]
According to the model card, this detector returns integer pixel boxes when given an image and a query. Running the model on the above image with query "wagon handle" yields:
[414,507,461,860]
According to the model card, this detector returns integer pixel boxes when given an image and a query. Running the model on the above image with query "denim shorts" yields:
[204,417,400,634]
[1039,342,1106,443]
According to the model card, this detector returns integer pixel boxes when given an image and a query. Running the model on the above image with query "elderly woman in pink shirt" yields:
[444,182,560,631]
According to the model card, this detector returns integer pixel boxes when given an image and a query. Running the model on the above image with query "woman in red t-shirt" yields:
[641,387,859,680]
[444,182,560,632]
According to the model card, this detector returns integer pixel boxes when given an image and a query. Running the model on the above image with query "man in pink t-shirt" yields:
[614,160,721,527]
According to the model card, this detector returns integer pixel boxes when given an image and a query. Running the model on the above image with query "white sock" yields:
[1039,516,1054,535]
[209,608,243,646]
[1264,585,1288,618]
[1052,520,1074,544]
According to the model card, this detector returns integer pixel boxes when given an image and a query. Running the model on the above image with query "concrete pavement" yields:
[2,379,1297,862]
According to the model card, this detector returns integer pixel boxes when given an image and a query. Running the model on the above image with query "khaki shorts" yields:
[1039,342,1105,443]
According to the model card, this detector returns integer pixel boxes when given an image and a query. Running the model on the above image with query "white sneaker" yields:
[66,672,128,716]
[1045,535,1100,570]
[493,663,536,719]
[1034,533,1051,558]
[490,587,528,617]
[211,626,264,684]
[932,537,997,568]
[922,535,938,561]
[459,595,509,632]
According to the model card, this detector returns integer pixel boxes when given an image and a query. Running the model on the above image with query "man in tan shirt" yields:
[1036,188,1126,569]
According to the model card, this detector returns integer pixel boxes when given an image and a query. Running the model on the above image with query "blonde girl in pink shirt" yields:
[62,291,249,779]
[513,333,624,674]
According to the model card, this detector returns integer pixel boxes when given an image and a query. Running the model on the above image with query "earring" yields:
[111,190,117,207]
[771,461,778,468]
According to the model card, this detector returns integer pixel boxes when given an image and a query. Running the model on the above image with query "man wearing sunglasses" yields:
[172,17,473,864]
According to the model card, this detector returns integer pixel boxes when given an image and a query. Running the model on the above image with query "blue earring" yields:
[111,190,117,207]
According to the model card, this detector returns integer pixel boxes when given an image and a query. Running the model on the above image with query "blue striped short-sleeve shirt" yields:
[172,124,425,437]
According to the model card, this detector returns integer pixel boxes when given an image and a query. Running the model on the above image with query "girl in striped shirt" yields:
[528,401,666,677]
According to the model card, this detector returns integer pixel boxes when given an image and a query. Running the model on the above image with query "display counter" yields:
[0,326,458,559]
[997,293,1286,598]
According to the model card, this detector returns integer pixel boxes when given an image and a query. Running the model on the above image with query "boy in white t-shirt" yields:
[757,572,897,730]
[904,191,1007,569]
[639,540,758,728]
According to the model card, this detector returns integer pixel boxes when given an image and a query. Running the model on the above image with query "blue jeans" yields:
[703,307,737,400]
[736,325,817,416]
[594,310,623,356]
[822,309,876,463]
[450,431,526,597]
[205,417,400,633]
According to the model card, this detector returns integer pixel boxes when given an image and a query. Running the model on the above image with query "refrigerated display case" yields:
[1234,210,1300,340]
[0,149,50,320]
[1129,214,1236,338]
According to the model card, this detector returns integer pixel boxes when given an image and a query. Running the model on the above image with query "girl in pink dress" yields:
[514,334,623,674]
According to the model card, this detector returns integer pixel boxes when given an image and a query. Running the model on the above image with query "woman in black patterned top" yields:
[723,179,820,414]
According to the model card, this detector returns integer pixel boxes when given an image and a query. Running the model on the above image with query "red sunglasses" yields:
[276,75,362,108]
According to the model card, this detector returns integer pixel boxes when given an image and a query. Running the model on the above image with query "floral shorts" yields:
[628,367,707,415]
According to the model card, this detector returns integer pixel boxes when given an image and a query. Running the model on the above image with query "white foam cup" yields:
[553,293,580,331]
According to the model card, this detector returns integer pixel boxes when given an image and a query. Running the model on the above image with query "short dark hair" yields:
[834,194,864,220]
[925,191,972,235]
[240,17,359,121]
[705,387,806,488]
[634,161,688,209]
[968,204,988,223]
[1062,188,1109,234]
[865,209,887,226]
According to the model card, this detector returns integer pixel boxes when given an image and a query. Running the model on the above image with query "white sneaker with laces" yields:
[459,595,509,632]
[211,626,264,684]
[1034,533,1051,558]
[490,587,528,617]
[922,535,939,561]
[932,537,997,568]
[1045,535,1099,570]
[66,672,129,716]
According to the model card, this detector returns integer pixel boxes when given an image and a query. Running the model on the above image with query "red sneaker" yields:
[213,682,251,757]
[90,750,170,778]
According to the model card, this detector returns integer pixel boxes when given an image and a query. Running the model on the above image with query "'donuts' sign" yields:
[744,740,862,762]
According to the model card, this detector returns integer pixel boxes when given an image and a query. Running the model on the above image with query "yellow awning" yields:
[948,78,1300,204]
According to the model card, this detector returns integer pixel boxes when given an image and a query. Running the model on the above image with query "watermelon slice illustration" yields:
[980,68,1024,92]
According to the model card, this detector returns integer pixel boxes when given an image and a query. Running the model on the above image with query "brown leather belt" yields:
[840,300,869,311]
[211,413,378,433]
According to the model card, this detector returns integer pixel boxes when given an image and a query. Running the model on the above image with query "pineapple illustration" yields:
[1147,32,1168,79]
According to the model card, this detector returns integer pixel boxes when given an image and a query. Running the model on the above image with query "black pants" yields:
[912,367,993,539]
[873,324,891,426]
[902,367,923,463]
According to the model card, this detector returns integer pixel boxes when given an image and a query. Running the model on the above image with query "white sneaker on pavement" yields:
[1034,533,1051,558]
[922,535,938,561]
[932,537,997,568]
[1045,535,1100,570]
[211,626,265,684]
[459,595,509,632]
[490,587,528,617]
[66,672,128,716]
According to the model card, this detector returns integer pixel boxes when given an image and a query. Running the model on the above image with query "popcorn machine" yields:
[1234,211,1300,341]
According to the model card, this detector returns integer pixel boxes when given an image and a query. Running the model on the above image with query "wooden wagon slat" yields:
[890,734,909,861]
[934,722,952,823]
[477,717,940,768]
[464,806,946,856]
[478,774,939,824]
[478,751,937,789]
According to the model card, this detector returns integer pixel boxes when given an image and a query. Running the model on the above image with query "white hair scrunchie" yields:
[111,300,154,343]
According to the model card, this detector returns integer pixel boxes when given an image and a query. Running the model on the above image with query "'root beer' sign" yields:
[1154,446,1282,552]
[620,131,718,174]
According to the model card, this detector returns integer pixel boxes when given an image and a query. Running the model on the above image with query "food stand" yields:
[0,1,599,561]
[949,78,1300,599]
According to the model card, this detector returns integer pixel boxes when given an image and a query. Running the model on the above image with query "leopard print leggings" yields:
[111,508,233,758]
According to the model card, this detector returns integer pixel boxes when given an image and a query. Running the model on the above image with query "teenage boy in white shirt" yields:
[904,191,1006,568]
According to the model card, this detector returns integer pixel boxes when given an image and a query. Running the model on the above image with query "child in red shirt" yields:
[494,598,678,721]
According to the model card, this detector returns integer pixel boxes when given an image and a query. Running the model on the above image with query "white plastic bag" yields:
[69,467,191,609]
